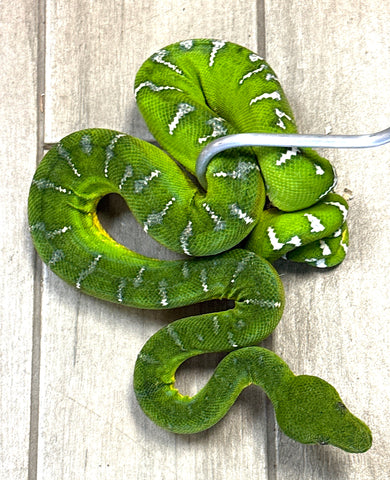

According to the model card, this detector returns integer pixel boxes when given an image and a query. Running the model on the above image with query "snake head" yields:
[274,375,372,453]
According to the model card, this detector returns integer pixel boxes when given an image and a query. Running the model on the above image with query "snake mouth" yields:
[336,428,373,454]
[319,417,372,453]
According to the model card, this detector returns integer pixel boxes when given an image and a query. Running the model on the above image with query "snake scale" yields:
[28,39,372,453]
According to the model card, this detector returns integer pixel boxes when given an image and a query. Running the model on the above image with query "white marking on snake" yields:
[198,118,227,144]
[275,108,293,130]
[267,226,284,250]
[213,161,259,180]
[105,133,126,178]
[243,299,282,308]
[305,257,328,268]
[202,203,226,231]
[134,81,182,98]
[209,40,226,66]
[180,221,193,255]
[212,316,220,335]
[159,279,169,307]
[315,259,327,268]
[250,91,281,105]
[340,240,348,253]
[46,225,72,239]
[236,319,246,329]
[29,222,44,235]
[133,267,146,287]
[29,222,45,233]
[117,278,127,303]
[318,170,338,200]
[180,40,193,50]
[152,49,183,74]
[231,252,255,283]
[227,331,238,348]
[265,73,278,81]
[57,143,81,177]
[138,352,160,365]
[287,235,302,247]
[118,165,133,190]
[249,53,264,62]
[76,254,102,289]
[333,229,342,237]
[276,147,300,166]
[324,201,348,222]
[168,103,195,134]
[320,240,332,256]
[134,169,161,193]
[315,164,325,175]
[239,65,267,85]
[200,268,209,292]
[196,334,204,343]
[304,213,325,233]
[166,324,185,350]
[48,249,65,266]
[305,257,317,263]
[144,197,176,232]
[182,262,190,278]
[229,204,254,224]
[80,134,93,155]
[32,179,71,195]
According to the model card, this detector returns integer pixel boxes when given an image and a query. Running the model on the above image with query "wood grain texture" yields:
[44,0,261,143]
[2,0,389,479]
[0,1,40,478]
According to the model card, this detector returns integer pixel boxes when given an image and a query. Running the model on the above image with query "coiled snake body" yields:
[28,39,371,452]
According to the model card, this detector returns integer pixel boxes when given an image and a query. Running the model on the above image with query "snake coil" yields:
[28,39,371,453]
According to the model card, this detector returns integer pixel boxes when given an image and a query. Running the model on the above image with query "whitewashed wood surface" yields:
[1,1,390,479]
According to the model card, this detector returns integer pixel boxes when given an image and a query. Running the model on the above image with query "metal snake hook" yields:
[195,127,390,190]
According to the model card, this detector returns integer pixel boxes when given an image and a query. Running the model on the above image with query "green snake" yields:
[28,39,372,453]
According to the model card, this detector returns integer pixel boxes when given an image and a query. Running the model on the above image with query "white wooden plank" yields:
[265,1,390,478]
[39,2,270,479]
[0,1,40,478]
[44,0,261,143]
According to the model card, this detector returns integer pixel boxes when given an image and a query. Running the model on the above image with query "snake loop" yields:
[28,39,371,453]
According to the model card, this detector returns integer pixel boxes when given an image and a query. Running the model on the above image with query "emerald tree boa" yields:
[28,39,371,453]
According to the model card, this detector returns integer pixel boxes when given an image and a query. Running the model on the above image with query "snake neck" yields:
[242,347,295,404]
[134,343,295,434]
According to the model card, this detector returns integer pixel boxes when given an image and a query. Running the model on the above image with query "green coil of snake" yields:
[28,39,372,453]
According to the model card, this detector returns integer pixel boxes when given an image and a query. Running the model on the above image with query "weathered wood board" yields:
[0,1,40,478]
[1,1,389,479]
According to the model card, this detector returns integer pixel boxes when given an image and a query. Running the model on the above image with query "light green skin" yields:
[28,39,371,453]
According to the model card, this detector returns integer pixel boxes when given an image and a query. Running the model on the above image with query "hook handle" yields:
[196,127,390,189]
